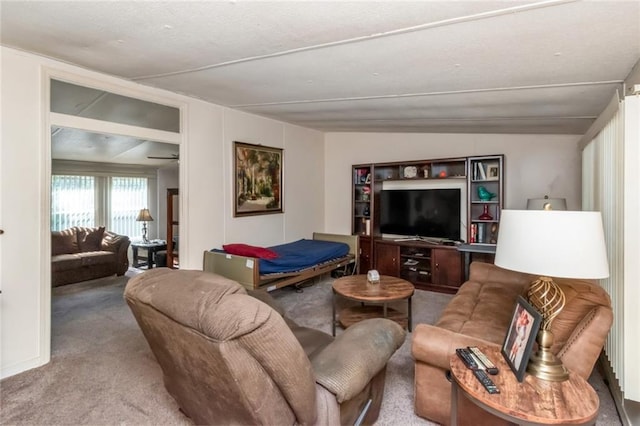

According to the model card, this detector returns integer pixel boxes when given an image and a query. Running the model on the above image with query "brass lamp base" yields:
[526,329,569,381]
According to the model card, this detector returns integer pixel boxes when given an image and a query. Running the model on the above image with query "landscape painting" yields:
[234,141,283,217]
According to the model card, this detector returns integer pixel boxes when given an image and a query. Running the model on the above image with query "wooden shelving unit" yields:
[467,155,504,245]
[350,155,504,292]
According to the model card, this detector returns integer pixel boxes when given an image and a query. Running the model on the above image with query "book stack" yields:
[470,223,488,244]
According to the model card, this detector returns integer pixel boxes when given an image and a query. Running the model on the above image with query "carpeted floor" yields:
[0,271,622,425]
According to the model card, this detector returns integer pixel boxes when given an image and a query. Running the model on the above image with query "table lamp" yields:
[136,208,154,243]
[526,195,567,211]
[494,210,609,381]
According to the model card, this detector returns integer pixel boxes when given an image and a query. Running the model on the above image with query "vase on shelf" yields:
[478,204,493,220]
[363,205,370,217]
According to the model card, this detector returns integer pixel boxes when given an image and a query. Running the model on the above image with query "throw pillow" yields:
[78,226,106,252]
[51,228,79,255]
[222,243,278,259]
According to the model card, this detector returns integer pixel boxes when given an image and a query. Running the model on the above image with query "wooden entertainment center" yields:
[352,155,504,293]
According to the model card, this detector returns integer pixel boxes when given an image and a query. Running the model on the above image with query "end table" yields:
[449,346,599,425]
[131,240,167,269]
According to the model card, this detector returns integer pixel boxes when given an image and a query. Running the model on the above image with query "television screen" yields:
[380,188,461,240]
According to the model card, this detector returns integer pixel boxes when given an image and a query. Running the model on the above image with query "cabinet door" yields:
[375,242,400,277]
[432,249,463,288]
[359,236,372,273]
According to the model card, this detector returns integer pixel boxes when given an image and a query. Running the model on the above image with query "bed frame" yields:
[202,232,358,292]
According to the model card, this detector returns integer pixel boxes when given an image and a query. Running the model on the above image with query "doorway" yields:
[47,75,183,353]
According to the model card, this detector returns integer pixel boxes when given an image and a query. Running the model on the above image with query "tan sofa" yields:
[51,226,130,286]
[412,262,613,425]
[124,268,406,425]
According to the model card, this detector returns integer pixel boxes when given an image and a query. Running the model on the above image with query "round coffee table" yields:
[332,275,414,336]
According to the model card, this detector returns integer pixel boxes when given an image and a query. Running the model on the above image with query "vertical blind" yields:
[110,177,148,238]
[51,175,96,230]
[51,175,148,239]
[581,99,625,390]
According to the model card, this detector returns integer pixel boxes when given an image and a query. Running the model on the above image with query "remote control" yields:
[467,346,499,375]
[473,369,500,394]
[456,348,478,369]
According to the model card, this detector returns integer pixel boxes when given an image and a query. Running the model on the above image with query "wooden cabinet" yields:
[431,248,463,291]
[374,240,400,276]
[358,236,372,274]
[351,154,503,292]
[374,239,463,293]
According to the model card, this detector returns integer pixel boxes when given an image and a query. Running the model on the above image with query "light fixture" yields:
[136,208,154,243]
[526,195,567,211]
[494,210,609,381]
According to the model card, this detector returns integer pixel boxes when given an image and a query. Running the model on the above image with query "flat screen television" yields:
[380,188,461,241]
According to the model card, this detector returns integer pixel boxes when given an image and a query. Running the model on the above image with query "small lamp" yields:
[136,208,154,243]
[494,210,609,381]
[526,195,567,211]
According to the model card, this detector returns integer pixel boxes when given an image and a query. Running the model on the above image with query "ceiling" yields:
[2,0,640,136]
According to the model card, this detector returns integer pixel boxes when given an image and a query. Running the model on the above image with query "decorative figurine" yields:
[477,186,496,201]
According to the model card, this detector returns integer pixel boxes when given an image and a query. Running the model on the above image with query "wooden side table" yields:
[332,275,414,336]
[449,346,599,425]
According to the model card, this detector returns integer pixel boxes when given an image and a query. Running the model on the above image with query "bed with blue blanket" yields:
[203,233,358,291]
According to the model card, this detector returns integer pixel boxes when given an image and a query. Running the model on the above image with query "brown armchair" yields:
[124,268,406,425]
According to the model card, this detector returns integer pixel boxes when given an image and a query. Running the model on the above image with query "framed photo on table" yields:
[234,141,283,217]
[501,296,542,382]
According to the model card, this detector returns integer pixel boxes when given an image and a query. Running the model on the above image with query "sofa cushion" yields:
[435,280,523,345]
[51,254,83,272]
[52,228,79,255]
[77,227,105,252]
[80,251,116,266]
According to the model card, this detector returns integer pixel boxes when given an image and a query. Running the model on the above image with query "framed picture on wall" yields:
[234,141,283,217]
[501,296,542,382]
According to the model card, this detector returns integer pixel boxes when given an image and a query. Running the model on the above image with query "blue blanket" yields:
[215,239,350,275]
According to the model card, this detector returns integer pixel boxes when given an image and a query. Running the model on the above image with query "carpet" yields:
[0,272,621,425]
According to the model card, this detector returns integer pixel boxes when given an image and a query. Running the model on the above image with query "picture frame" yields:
[234,141,283,217]
[501,296,542,382]
[486,163,500,181]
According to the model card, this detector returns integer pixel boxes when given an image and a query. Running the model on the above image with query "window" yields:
[51,175,149,239]
[110,177,148,237]
[51,175,95,230]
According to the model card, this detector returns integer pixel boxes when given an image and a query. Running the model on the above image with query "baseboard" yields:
[1,354,48,380]
[598,352,640,426]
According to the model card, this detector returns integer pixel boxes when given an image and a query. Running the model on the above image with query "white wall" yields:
[324,132,581,235]
[0,46,325,378]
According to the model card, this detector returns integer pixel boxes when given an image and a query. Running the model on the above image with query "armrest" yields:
[102,232,130,274]
[101,232,129,252]
[311,318,405,402]
[411,323,500,370]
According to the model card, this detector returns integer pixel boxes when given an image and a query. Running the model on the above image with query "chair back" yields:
[124,269,318,425]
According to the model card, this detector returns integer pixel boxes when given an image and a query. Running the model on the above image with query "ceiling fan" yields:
[147,153,179,160]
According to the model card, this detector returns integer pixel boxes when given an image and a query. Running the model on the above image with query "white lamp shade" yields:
[494,210,609,279]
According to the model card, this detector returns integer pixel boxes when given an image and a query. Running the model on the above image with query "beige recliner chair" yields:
[124,268,406,425]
